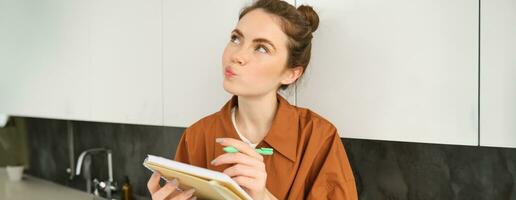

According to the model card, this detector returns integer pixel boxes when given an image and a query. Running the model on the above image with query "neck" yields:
[234,92,279,144]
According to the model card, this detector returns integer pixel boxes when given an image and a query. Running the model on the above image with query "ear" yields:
[280,66,304,85]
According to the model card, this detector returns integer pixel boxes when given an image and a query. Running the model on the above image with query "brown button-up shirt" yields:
[174,93,358,199]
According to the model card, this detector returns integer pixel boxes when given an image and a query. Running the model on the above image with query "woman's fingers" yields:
[147,172,161,194]
[216,138,264,161]
[212,152,265,170]
[170,188,196,200]
[214,138,268,200]
[223,163,265,179]
[147,173,197,200]
[151,180,179,200]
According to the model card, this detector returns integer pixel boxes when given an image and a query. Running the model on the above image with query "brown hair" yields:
[239,0,319,91]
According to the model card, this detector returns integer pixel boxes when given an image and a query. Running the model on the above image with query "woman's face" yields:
[222,9,299,98]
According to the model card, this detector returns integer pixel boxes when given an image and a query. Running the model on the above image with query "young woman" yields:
[147,0,358,199]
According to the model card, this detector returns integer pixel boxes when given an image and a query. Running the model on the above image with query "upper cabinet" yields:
[0,0,298,127]
[296,0,479,145]
[88,0,163,126]
[162,0,296,127]
[0,0,91,121]
[10,0,513,149]
[0,0,163,126]
[480,0,516,148]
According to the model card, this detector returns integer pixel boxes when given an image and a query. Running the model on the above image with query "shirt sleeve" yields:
[174,129,190,163]
[306,128,358,200]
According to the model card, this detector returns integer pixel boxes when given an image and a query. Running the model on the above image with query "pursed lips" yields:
[225,67,237,76]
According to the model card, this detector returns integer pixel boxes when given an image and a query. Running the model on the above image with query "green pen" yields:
[223,146,274,155]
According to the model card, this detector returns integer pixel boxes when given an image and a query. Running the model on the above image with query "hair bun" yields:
[297,5,319,33]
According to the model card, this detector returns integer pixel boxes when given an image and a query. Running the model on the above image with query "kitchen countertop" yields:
[0,167,95,200]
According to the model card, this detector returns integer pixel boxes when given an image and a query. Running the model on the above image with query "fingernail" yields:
[191,196,197,200]
[185,188,195,196]
[170,178,178,186]
[216,138,223,143]
[211,159,217,165]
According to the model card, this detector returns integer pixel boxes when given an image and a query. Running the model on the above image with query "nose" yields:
[231,48,248,66]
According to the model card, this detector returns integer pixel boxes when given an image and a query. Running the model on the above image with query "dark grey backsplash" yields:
[21,117,516,200]
[24,117,182,200]
[343,139,516,200]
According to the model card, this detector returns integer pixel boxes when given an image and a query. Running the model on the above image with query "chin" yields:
[223,81,239,96]
[223,81,255,97]
[223,78,277,98]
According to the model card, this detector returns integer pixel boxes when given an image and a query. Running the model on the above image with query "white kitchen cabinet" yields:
[0,0,163,126]
[0,0,304,127]
[296,0,479,145]
[88,0,163,126]
[163,0,296,127]
[0,0,91,121]
[480,0,516,148]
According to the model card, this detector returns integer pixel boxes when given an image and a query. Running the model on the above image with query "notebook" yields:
[143,154,253,200]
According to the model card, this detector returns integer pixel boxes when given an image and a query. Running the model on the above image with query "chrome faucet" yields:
[75,148,117,199]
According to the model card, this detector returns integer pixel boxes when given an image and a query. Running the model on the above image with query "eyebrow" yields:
[231,29,277,52]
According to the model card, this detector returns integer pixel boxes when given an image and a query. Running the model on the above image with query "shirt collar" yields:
[219,93,299,162]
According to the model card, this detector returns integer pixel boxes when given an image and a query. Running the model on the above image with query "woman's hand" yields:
[147,172,197,200]
[211,137,268,200]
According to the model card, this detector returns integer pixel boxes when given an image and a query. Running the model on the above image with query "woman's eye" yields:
[230,35,240,44]
[256,45,269,54]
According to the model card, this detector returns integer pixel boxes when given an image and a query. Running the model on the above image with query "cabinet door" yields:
[163,0,296,127]
[296,0,479,145]
[0,0,90,120]
[480,0,516,148]
[88,0,163,126]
